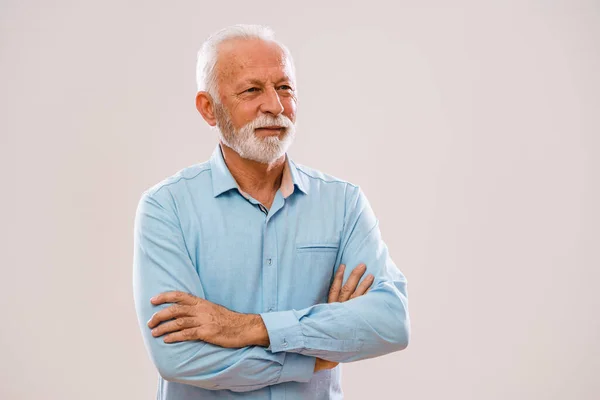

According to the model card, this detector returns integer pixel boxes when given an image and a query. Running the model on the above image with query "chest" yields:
[183,193,345,312]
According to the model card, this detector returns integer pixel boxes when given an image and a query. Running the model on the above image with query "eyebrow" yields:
[236,77,293,90]
[239,79,264,88]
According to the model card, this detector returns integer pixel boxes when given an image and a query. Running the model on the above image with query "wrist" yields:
[242,314,270,347]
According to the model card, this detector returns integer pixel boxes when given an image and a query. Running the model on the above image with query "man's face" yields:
[211,38,297,163]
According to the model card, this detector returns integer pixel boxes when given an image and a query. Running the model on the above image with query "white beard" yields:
[213,103,296,164]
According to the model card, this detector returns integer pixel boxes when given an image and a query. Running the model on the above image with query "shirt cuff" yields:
[260,310,304,353]
[277,353,316,384]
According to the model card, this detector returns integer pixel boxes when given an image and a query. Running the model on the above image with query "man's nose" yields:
[260,87,284,116]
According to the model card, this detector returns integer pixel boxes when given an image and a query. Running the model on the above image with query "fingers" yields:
[163,327,203,343]
[328,263,374,303]
[327,361,340,370]
[350,274,374,299]
[151,317,198,338]
[147,304,191,329]
[338,264,367,302]
[315,358,340,372]
[151,291,199,306]
[328,264,346,303]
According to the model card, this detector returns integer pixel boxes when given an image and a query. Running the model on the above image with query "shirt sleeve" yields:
[260,184,410,363]
[133,190,316,392]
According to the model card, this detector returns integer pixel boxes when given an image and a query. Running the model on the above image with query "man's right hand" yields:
[314,263,374,373]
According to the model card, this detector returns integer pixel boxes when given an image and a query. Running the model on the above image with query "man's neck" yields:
[219,142,285,209]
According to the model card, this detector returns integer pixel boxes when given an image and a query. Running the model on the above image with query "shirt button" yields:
[266,258,272,265]
[282,340,288,348]
[268,307,274,312]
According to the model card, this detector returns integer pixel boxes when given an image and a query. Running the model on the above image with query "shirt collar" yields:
[210,144,308,198]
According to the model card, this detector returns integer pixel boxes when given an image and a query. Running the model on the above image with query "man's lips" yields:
[255,126,286,135]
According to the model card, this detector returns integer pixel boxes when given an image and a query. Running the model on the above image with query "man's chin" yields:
[243,145,289,164]
[220,131,294,163]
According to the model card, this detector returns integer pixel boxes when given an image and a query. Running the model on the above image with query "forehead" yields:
[215,38,293,85]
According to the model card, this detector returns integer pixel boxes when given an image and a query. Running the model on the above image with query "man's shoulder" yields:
[143,160,212,199]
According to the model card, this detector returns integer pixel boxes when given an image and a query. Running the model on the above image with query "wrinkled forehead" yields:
[215,38,295,85]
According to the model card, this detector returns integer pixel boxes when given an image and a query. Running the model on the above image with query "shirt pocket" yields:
[293,242,340,307]
[296,242,339,253]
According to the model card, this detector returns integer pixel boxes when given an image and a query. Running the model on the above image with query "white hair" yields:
[195,24,296,101]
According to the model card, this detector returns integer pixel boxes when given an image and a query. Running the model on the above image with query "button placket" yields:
[262,216,278,314]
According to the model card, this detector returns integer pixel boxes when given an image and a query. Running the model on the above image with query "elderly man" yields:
[133,24,410,399]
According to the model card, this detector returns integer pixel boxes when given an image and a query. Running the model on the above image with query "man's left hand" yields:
[147,291,267,348]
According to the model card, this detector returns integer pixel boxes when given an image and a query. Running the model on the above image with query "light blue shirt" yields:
[133,144,410,399]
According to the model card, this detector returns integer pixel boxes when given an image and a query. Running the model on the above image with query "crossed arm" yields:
[133,185,410,392]
[146,263,371,375]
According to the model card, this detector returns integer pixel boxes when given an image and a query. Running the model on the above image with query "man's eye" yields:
[246,87,259,93]
[278,85,292,91]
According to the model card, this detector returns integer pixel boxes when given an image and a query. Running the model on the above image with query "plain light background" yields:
[1,1,598,399]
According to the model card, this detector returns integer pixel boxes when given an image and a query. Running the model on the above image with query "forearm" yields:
[139,321,315,391]
[260,276,409,363]
[135,289,316,391]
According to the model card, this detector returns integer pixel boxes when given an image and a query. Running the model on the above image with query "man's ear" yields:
[195,91,217,126]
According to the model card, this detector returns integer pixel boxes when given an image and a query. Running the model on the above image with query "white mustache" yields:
[248,114,293,130]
